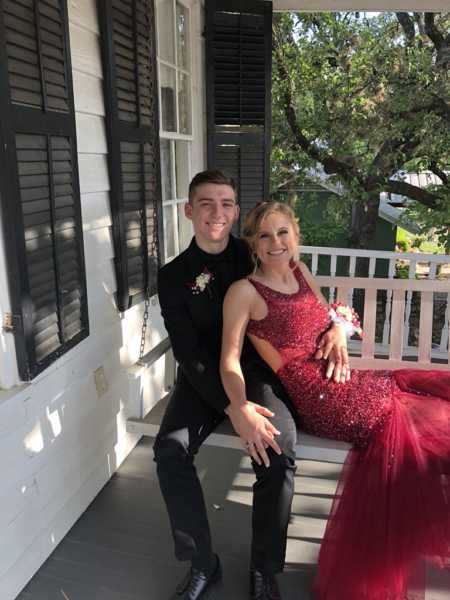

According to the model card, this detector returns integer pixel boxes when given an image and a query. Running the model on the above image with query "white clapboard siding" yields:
[0,479,33,533]
[69,23,103,77]
[0,445,116,600]
[78,154,110,194]
[0,369,140,581]
[0,388,28,437]
[0,221,20,387]
[68,0,99,33]
[75,113,108,154]
[81,191,113,231]
[88,295,121,335]
[73,70,105,116]
[0,0,171,596]
[1,434,119,582]
[34,418,121,514]
[83,227,115,265]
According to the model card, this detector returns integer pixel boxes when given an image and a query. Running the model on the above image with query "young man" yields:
[154,170,349,600]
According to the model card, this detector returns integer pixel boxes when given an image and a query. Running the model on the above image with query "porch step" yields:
[126,394,351,464]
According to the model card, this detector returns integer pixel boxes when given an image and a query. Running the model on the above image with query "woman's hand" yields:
[225,401,282,467]
[315,323,350,383]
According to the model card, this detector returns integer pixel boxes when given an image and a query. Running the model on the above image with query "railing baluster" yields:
[418,291,434,364]
[361,288,377,359]
[368,257,376,278]
[311,252,318,276]
[348,256,356,307]
[329,254,337,303]
[403,260,416,348]
[316,275,449,370]
[336,287,348,304]
[441,292,450,353]
[382,259,396,346]
[390,289,406,360]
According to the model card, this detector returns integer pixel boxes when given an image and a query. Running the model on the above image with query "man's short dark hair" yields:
[188,169,237,203]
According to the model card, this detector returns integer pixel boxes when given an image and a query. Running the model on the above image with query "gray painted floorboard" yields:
[18,438,450,600]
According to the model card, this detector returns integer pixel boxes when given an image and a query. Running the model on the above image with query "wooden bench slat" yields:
[127,394,351,464]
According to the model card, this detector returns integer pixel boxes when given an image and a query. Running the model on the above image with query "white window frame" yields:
[156,0,195,262]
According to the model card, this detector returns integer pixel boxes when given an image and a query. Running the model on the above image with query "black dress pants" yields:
[153,366,298,574]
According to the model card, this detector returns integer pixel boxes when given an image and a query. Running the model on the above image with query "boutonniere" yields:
[188,267,214,295]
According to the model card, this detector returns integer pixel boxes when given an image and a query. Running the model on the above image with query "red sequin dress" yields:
[246,265,450,600]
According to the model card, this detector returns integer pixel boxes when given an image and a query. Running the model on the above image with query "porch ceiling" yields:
[273,1,449,11]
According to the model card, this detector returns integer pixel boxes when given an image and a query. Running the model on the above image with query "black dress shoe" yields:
[250,570,282,600]
[175,555,222,599]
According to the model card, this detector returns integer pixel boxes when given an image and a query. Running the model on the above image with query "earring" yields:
[252,252,260,274]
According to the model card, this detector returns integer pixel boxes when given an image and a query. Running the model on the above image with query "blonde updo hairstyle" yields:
[242,202,300,269]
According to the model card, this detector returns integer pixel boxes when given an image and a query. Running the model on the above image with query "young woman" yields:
[220,202,450,600]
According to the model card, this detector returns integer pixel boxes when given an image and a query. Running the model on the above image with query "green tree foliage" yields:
[272,12,450,249]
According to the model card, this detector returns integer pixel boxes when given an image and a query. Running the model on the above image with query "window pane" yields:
[160,65,177,132]
[175,141,189,198]
[163,204,176,258]
[178,202,192,251]
[157,0,175,64]
[160,139,173,200]
[178,72,191,134]
[176,2,189,71]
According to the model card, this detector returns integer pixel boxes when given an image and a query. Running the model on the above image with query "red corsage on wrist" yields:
[329,302,363,338]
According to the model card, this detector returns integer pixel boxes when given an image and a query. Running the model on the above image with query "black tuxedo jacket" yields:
[158,235,253,413]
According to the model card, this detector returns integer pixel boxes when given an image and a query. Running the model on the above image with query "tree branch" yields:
[429,161,449,185]
[413,13,425,36]
[384,179,439,208]
[369,135,421,187]
[270,173,302,194]
[424,13,450,68]
[273,27,360,186]
[396,13,416,45]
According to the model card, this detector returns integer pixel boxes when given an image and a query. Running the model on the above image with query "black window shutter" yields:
[0,0,89,380]
[98,0,163,312]
[205,0,272,229]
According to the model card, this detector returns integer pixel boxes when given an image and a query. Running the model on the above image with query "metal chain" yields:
[139,290,150,362]
[139,195,159,362]
[138,37,160,363]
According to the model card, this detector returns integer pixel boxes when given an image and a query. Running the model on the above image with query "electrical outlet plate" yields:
[94,366,108,397]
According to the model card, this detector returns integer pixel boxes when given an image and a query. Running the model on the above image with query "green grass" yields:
[396,227,445,255]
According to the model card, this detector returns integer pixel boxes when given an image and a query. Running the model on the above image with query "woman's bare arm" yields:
[298,261,351,383]
[220,280,282,465]
[220,279,252,406]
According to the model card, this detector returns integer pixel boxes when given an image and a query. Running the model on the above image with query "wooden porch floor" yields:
[17,438,450,600]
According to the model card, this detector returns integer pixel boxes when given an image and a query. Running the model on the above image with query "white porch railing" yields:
[316,275,450,370]
[128,274,449,469]
[301,245,450,361]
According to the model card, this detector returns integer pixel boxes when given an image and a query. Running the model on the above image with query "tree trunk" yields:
[350,192,380,284]
[287,191,297,209]
[350,192,380,249]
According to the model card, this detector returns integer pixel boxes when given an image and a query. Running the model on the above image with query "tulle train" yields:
[314,370,450,600]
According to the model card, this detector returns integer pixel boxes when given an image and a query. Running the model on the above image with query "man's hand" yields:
[225,401,281,467]
[315,323,350,383]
